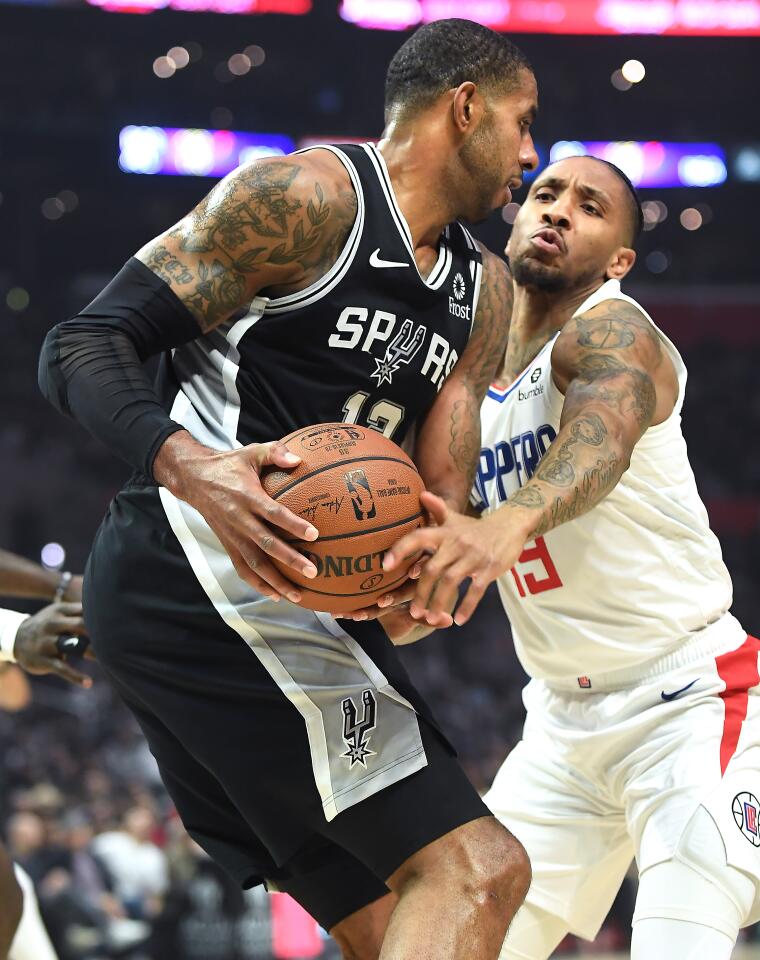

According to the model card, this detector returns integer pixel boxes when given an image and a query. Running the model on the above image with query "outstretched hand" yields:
[382,491,529,627]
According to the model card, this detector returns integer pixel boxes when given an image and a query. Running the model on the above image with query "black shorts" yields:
[84,483,488,930]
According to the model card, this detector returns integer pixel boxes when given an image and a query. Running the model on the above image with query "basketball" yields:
[261,423,425,612]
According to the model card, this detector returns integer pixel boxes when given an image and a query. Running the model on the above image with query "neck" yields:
[377,120,455,250]
[495,276,607,385]
[512,279,601,333]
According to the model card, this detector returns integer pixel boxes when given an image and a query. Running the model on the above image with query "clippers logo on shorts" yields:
[344,469,377,520]
[577,676,592,689]
[732,792,760,846]
[341,690,377,768]
[371,319,426,387]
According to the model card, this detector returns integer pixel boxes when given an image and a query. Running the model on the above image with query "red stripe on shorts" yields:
[715,634,760,775]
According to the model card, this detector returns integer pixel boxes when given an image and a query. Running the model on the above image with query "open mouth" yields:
[530,228,564,254]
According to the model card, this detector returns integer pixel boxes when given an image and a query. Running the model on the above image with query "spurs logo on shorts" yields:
[341,690,377,768]
[732,791,760,846]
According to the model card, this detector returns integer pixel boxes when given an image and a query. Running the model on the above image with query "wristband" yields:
[0,609,29,663]
[54,571,73,602]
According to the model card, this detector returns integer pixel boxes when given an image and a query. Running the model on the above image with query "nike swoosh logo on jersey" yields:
[369,249,409,269]
[661,678,699,701]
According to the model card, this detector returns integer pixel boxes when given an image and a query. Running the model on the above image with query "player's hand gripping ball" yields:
[261,423,425,613]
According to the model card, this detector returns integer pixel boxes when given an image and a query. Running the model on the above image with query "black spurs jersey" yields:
[159,142,483,453]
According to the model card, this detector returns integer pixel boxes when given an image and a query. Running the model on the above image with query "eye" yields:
[520,119,532,132]
[582,203,601,216]
[536,191,555,202]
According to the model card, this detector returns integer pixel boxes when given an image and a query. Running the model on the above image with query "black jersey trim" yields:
[363,144,452,292]
[262,145,365,315]
[270,455,419,501]
[453,221,482,336]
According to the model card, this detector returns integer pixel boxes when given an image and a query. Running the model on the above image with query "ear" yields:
[451,82,483,135]
[605,246,636,281]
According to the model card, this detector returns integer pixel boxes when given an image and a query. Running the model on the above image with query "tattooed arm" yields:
[383,297,677,627]
[413,246,512,510]
[146,153,362,599]
[39,151,359,602]
[504,298,677,538]
[138,150,357,331]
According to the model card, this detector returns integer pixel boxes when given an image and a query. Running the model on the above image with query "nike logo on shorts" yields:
[369,248,409,269]
[661,678,699,701]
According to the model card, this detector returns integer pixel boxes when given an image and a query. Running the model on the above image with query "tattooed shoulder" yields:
[572,299,662,357]
[138,152,357,333]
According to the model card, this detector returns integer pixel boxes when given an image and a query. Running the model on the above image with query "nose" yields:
[542,199,571,230]
[520,133,539,173]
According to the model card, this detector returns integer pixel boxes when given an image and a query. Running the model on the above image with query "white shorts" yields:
[485,622,760,940]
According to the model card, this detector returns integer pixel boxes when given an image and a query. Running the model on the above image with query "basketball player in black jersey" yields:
[39,20,538,959]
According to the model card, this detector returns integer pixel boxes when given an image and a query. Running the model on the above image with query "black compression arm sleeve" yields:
[39,257,202,480]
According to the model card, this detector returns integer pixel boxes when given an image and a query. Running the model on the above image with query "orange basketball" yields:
[262,423,425,613]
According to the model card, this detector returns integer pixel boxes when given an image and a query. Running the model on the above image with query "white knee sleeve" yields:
[634,806,757,942]
[499,902,569,960]
[632,917,735,960]
[9,864,59,960]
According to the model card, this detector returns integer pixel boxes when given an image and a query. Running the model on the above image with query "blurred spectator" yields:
[91,806,168,920]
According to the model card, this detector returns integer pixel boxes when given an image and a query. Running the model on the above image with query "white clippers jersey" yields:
[473,279,739,685]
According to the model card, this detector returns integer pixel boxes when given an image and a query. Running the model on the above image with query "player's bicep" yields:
[136,153,355,333]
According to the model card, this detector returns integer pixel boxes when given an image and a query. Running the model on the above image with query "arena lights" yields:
[680,207,703,230]
[6,288,30,312]
[549,141,727,188]
[41,543,66,569]
[502,202,521,224]
[621,58,646,83]
[87,0,308,14]
[734,145,760,181]
[338,0,760,35]
[119,127,295,176]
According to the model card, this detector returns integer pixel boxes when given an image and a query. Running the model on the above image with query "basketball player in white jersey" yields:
[382,154,760,958]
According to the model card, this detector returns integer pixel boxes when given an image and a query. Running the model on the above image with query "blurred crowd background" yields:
[1,0,759,956]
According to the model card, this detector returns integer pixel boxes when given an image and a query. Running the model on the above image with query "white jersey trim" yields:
[261,145,365,315]
[362,143,453,290]
[486,334,559,404]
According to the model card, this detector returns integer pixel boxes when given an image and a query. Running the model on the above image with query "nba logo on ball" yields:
[733,792,760,845]
[344,469,377,521]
